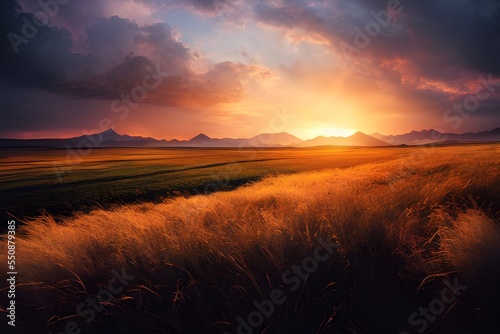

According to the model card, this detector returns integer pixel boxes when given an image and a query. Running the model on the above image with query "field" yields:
[1,146,409,219]
[1,144,500,333]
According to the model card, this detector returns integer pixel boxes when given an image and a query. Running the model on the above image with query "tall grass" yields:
[1,146,500,333]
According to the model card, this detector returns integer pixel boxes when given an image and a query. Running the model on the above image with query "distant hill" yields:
[188,133,212,144]
[369,132,386,140]
[299,132,390,147]
[180,132,303,147]
[0,129,160,148]
[375,127,500,145]
[0,130,303,148]
[246,132,303,147]
[1,128,499,148]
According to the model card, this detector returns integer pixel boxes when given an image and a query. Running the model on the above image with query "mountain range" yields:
[1,128,499,148]
[298,132,389,147]
[371,127,500,145]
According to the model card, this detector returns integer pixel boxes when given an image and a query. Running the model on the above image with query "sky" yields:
[1,0,500,140]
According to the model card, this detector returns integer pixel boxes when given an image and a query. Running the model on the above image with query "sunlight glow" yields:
[306,127,358,139]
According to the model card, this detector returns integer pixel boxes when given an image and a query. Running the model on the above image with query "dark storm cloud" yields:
[58,16,252,106]
[188,0,237,13]
[402,0,500,76]
[54,55,251,107]
[254,0,500,82]
[0,1,254,109]
[0,86,112,137]
[5,0,499,91]
[134,0,239,14]
[85,16,140,70]
[0,0,89,87]
[18,0,107,36]
[2,0,498,137]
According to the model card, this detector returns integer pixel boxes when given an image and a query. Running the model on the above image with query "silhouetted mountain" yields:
[1,128,499,148]
[189,133,212,142]
[369,132,385,140]
[0,130,301,148]
[449,127,500,142]
[375,129,443,145]
[377,127,500,145]
[299,132,390,147]
[246,132,303,147]
[0,129,159,148]
[100,129,124,141]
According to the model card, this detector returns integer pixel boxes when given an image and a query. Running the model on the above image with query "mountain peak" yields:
[189,133,212,142]
[248,132,304,146]
[102,128,119,135]
[350,131,369,138]
[299,132,389,147]
[99,128,124,141]
[370,132,385,140]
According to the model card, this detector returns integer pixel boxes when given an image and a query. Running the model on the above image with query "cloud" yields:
[252,0,500,90]
[188,0,238,14]
[17,0,107,38]
[54,56,270,107]
[63,16,269,106]
[2,0,499,137]
[1,3,271,108]
[0,0,88,87]
[10,0,500,92]
[0,85,113,138]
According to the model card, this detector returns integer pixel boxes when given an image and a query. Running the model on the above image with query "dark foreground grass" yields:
[1,144,500,333]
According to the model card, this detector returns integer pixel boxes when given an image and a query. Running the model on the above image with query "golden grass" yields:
[2,145,500,333]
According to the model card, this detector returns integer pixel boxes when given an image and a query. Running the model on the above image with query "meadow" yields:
[1,144,500,333]
[1,146,406,220]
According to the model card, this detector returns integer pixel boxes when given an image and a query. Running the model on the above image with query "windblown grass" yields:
[1,145,500,333]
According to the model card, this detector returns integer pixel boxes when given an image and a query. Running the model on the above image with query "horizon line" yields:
[1,126,500,142]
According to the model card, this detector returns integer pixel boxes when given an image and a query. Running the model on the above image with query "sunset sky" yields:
[1,0,500,140]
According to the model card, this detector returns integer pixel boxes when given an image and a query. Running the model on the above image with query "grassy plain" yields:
[1,146,409,219]
[1,144,500,333]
